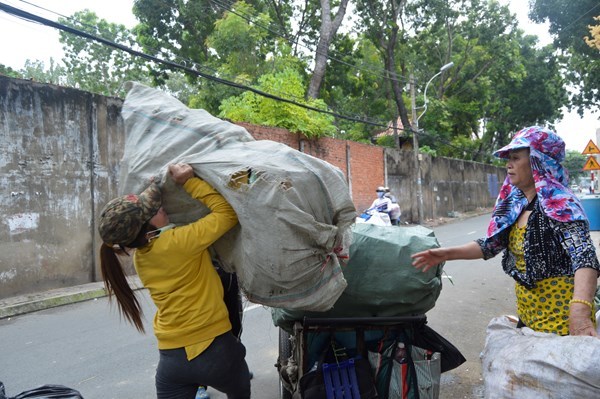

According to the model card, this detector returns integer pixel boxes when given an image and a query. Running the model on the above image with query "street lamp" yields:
[411,61,454,224]
[417,62,454,125]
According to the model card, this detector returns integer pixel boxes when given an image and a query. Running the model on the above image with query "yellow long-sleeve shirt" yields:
[134,177,238,352]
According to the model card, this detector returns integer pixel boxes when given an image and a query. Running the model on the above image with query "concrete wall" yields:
[0,76,124,298]
[0,76,504,299]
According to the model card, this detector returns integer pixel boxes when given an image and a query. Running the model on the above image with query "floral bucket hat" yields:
[487,126,587,238]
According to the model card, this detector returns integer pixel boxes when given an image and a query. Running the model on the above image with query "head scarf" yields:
[487,126,587,238]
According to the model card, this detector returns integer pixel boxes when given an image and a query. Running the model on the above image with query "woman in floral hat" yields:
[412,126,600,336]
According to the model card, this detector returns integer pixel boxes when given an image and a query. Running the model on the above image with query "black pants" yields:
[216,267,243,339]
[156,332,251,399]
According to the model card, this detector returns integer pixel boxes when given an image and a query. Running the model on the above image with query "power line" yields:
[2,0,507,157]
[0,1,402,132]
[0,2,472,156]
[7,0,410,132]
[559,2,600,33]
[4,1,475,152]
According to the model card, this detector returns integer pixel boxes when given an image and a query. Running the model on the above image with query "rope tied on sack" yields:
[321,246,350,272]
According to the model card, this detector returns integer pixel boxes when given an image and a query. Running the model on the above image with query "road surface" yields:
[0,213,517,398]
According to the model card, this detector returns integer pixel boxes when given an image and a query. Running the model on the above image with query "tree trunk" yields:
[306,0,350,99]
[383,23,411,131]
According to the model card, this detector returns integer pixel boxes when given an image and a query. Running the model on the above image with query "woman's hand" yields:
[569,302,597,337]
[570,268,599,337]
[411,248,447,273]
[168,163,195,185]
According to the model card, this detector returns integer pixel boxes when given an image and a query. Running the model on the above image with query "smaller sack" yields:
[368,339,419,399]
[367,337,441,399]
[410,347,441,399]
[411,324,465,373]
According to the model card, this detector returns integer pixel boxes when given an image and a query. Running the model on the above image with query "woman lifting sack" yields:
[98,163,251,398]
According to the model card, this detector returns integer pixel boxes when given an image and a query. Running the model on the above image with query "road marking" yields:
[467,231,476,235]
[442,275,453,279]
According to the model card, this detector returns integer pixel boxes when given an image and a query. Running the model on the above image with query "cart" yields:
[276,314,434,399]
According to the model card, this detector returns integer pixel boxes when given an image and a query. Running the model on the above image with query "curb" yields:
[0,277,143,320]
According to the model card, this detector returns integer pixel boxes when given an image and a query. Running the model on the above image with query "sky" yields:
[0,0,598,152]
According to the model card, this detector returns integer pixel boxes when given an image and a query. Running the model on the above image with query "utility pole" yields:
[410,74,424,225]
[409,62,455,225]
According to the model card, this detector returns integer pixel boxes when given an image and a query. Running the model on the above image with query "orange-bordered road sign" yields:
[583,155,600,170]
[582,140,600,155]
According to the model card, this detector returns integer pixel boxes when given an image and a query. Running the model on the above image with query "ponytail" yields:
[99,243,145,333]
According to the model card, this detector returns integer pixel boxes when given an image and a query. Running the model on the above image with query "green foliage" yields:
[207,2,270,77]
[435,135,483,161]
[398,0,568,161]
[187,1,276,113]
[1,0,576,167]
[376,135,397,148]
[125,0,573,163]
[156,71,198,105]
[19,59,70,86]
[563,150,588,182]
[58,10,150,97]
[0,64,22,78]
[322,35,395,143]
[218,67,336,138]
[529,0,600,113]
[419,145,437,157]
[132,0,291,90]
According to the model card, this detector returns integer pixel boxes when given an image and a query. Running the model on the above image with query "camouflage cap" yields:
[98,182,162,246]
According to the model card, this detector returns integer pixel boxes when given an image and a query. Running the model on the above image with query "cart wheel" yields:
[278,328,293,399]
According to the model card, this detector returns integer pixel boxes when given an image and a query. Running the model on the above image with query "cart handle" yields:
[302,315,426,327]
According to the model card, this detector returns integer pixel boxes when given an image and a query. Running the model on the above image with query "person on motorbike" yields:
[369,186,393,214]
[384,187,401,225]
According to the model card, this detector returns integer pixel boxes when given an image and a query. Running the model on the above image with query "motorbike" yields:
[356,205,392,226]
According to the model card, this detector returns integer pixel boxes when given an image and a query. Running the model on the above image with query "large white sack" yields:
[481,316,600,399]
[117,82,356,311]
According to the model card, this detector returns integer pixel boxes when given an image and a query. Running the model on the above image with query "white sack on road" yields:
[481,315,600,398]
[117,82,356,311]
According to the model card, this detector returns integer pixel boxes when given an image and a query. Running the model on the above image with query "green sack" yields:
[273,224,444,331]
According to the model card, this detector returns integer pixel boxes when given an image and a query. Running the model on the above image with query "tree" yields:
[0,64,21,78]
[353,0,412,133]
[187,1,274,113]
[132,0,294,110]
[58,10,150,97]
[529,0,600,113]
[321,35,396,143]
[124,0,571,161]
[563,150,588,183]
[19,59,70,86]
[401,0,520,158]
[393,0,567,161]
[306,0,350,99]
